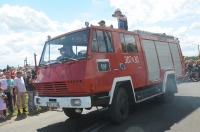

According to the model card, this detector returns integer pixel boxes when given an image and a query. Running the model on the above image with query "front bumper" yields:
[34,96,92,108]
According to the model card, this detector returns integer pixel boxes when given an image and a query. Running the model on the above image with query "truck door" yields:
[113,33,146,88]
[91,29,118,93]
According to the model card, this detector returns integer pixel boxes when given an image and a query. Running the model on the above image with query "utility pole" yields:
[24,57,27,67]
[34,53,37,70]
[198,45,200,59]
[192,44,200,59]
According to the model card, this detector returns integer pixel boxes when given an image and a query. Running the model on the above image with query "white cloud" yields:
[0,4,115,69]
[109,0,200,57]
[0,4,58,33]
[0,1,200,69]
[0,4,85,69]
[190,22,200,30]
[109,0,200,25]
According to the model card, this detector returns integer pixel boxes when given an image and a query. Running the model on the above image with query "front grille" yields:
[35,82,68,96]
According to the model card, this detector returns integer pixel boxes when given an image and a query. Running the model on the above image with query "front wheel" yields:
[110,88,129,124]
[63,108,83,118]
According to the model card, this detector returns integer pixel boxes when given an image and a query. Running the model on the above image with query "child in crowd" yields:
[0,78,8,118]
[0,86,7,119]
[5,72,14,114]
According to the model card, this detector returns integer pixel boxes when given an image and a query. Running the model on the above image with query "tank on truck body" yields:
[34,25,185,124]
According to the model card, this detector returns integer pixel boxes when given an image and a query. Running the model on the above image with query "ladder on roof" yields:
[134,30,177,40]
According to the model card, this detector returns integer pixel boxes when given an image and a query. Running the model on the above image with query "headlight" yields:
[71,99,81,106]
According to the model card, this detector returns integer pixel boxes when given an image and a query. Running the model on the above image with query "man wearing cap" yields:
[112,8,128,30]
[57,46,77,60]
[98,20,106,27]
[57,47,66,60]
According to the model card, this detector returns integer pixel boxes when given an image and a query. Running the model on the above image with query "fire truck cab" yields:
[34,24,185,124]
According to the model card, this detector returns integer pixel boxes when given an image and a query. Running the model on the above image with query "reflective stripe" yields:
[109,76,135,104]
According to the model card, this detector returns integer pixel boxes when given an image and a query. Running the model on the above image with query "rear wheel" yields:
[63,108,83,118]
[159,79,175,103]
[110,88,129,124]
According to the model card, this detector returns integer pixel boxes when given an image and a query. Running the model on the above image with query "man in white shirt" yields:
[14,71,27,114]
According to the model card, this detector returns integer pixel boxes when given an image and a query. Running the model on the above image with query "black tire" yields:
[63,108,83,118]
[159,79,175,103]
[110,88,129,124]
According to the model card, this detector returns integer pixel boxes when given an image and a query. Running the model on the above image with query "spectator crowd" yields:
[0,66,37,121]
[184,59,200,82]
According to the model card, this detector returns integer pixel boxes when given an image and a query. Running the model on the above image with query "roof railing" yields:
[134,30,177,40]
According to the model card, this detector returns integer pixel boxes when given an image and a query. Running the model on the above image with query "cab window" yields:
[92,30,114,53]
[120,34,127,52]
[120,33,138,53]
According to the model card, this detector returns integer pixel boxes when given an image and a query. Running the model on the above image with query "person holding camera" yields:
[112,8,128,30]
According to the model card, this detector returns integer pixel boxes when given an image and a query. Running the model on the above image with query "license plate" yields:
[46,102,59,107]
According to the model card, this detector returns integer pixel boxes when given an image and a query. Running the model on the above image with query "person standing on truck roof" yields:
[98,20,106,27]
[112,8,128,30]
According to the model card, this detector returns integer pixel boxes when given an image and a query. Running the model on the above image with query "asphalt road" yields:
[100,81,200,132]
[1,82,200,132]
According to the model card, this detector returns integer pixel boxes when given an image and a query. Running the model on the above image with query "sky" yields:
[0,0,200,69]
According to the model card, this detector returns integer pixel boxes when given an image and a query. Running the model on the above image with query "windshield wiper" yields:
[48,60,62,65]
[60,57,78,62]
[39,63,49,67]
[40,60,61,66]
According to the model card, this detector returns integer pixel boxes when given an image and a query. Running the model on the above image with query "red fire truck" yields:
[34,24,185,124]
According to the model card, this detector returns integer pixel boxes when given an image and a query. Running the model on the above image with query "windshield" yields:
[40,29,89,65]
